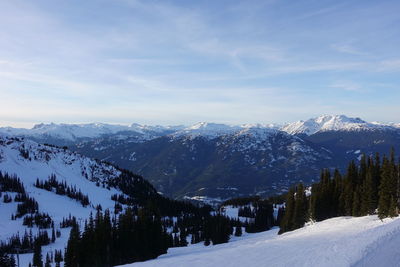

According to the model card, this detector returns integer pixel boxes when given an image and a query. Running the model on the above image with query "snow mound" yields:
[119,215,400,267]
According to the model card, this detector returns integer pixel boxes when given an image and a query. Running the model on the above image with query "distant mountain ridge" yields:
[1,115,397,142]
[281,115,397,135]
[1,115,400,200]
[0,123,185,144]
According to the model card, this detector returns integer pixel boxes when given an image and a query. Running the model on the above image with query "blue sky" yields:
[1,0,399,127]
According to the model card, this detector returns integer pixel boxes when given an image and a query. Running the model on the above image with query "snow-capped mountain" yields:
[0,123,130,141]
[1,115,398,144]
[0,123,184,144]
[281,115,394,135]
[72,128,333,199]
[1,115,400,200]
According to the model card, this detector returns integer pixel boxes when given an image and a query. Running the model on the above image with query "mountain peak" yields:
[314,114,366,124]
[281,115,378,135]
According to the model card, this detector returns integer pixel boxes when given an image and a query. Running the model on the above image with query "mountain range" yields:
[1,115,400,201]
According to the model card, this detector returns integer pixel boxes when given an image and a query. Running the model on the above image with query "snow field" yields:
[120,215,400,267]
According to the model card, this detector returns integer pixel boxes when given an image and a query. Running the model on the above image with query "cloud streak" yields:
[0,0,399,127]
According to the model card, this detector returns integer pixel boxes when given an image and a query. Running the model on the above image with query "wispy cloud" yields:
[330,43,368,56]
[377,59,400,72]
[0,0,399,126]
[330,80,363,92]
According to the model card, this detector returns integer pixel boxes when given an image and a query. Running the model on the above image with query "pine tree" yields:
[361,161,379,215]
[352,188,361,216]
[359,154,367,183]
[344,161,358,215]
[389,196,397,218]
[333,169,343,216]
[310,170,336,221]
[64,223,80,267]
[234,225,242,237]
[54,249,63,267]
[32,240,43,267]
[292,183,307,229]
[378,155,398,219]
[0,251,16,267]
[278,187,295,234]
[51,226,56,243]
[276,207,285,226]
[44,253,51,267]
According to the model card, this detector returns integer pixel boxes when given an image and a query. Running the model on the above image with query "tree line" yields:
[35,174,90,207]
[279,150,400,234]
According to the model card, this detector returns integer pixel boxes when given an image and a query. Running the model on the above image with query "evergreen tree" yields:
[292,183,307,229]
[54,249,63,267]
[333,169,343,216]
[64,223,80,267]
[32,240,43,267]
[279,187,295,234]
[234,226,242,237]
[51,226,56,243]
[276,207,285,226]
[44,254,51,267]
[378,155,398,219]
[389,196,397,218]
[279,150,400,234]
[310,170,336,221]
[352,188,361,217]
[361,161,379,215]
[344,161,358,215]
[0,250,16,267]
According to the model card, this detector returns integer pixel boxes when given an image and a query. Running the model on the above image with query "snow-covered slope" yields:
[120,215,400,267]
[281,115,394,135]
[0,135,156,266]
[172,123,279,139]
[172,122,241,139]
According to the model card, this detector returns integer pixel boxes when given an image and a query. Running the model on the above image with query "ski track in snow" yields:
[119,216,400,267]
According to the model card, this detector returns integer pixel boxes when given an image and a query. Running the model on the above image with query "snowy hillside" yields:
[0,135,157,266]
[172,122,241,139]
[120,215,400,267]
[172,123,279,139]
[281,115,394,135]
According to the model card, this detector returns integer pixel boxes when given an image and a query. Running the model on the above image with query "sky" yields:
[0,0,400,128]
